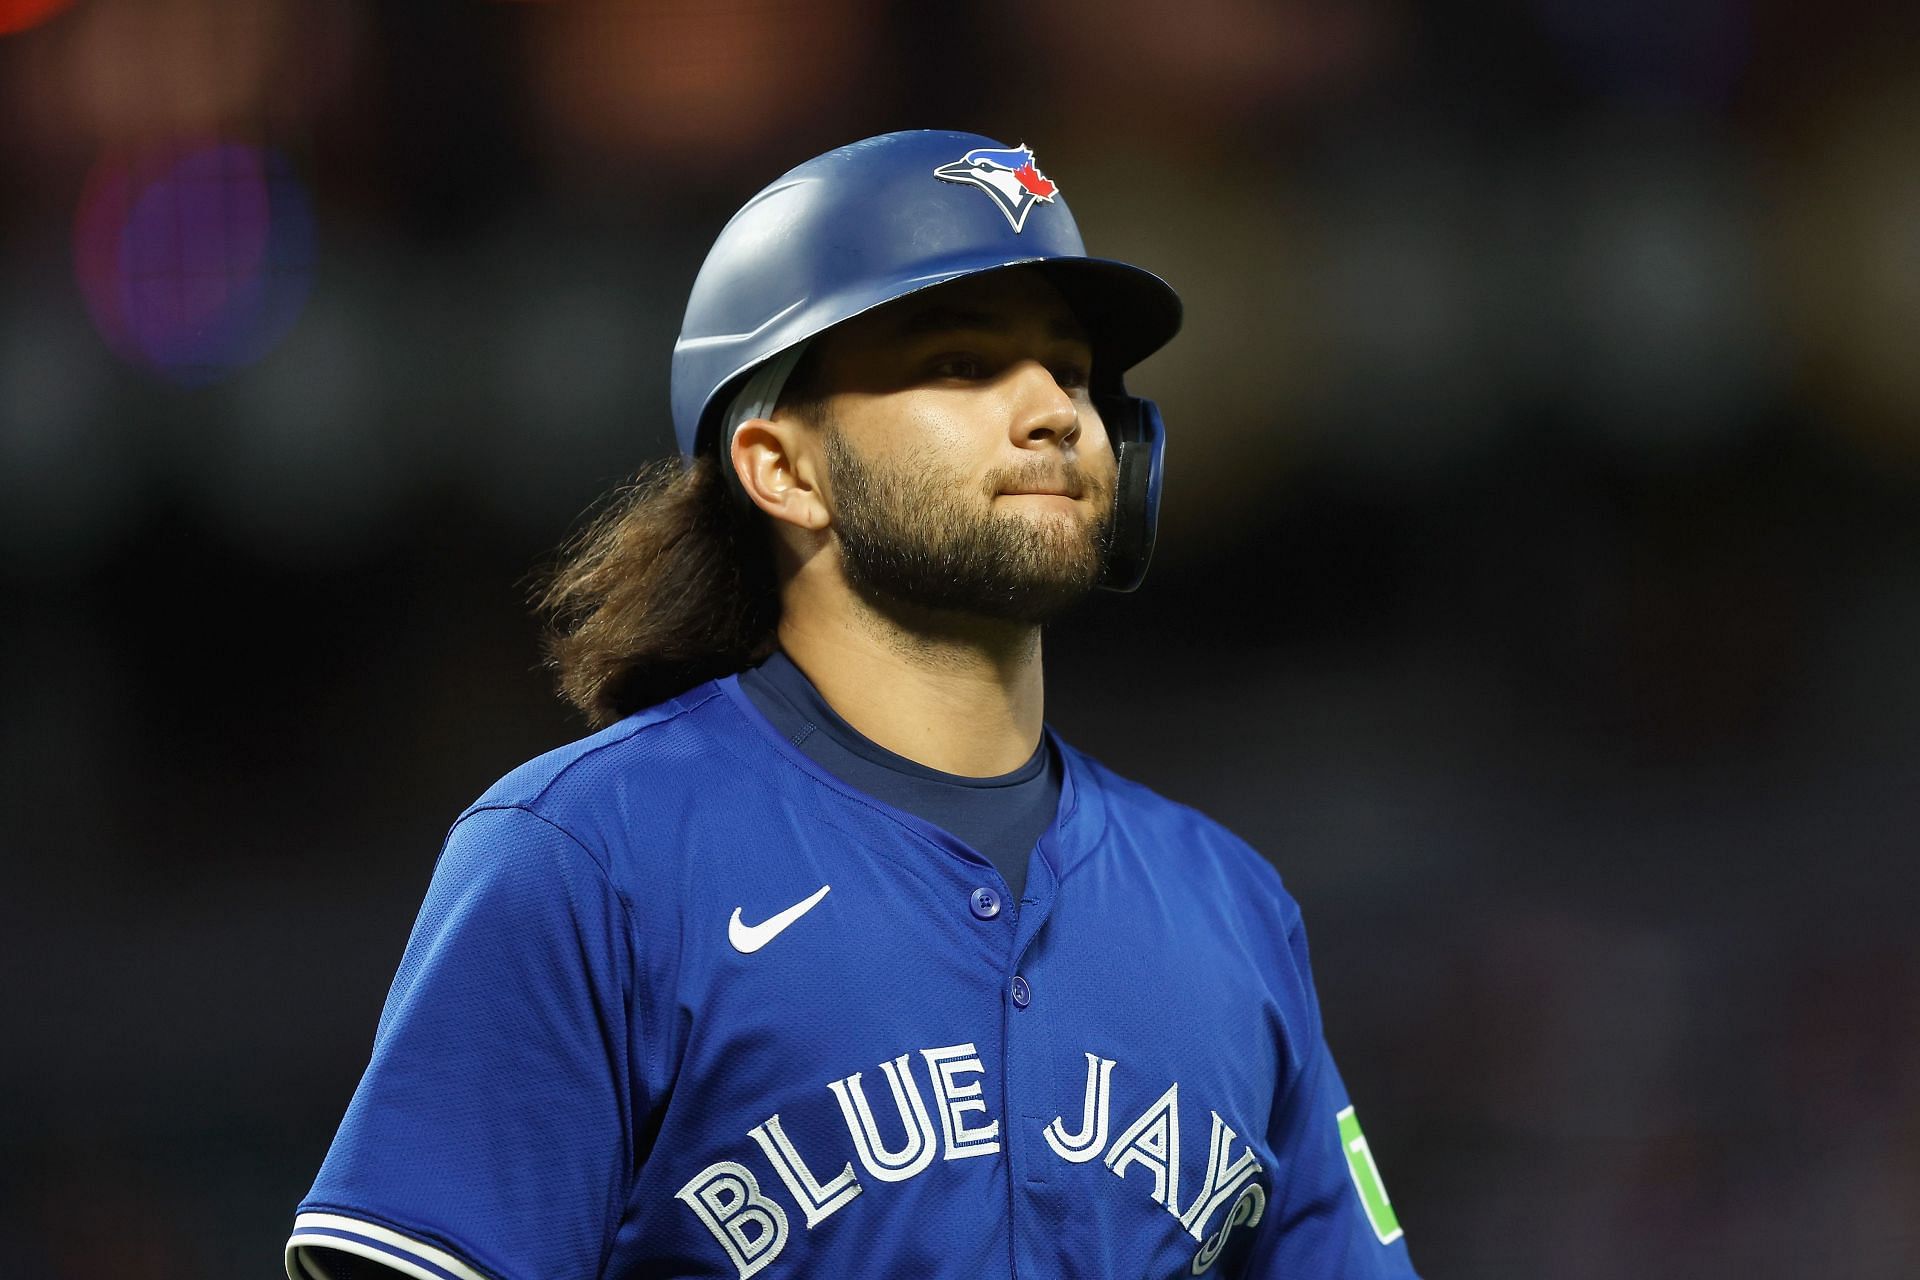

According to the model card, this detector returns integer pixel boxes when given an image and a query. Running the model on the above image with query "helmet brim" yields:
[1028,256,1184,382]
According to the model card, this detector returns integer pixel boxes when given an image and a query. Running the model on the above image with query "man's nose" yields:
[1009,360,1081,448]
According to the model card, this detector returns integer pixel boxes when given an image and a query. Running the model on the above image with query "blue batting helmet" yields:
[671,130,1181,591]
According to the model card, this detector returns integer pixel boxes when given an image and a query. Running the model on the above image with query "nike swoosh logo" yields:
[728,884,831,954]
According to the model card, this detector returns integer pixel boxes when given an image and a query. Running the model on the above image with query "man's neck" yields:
[775,596,1045,778]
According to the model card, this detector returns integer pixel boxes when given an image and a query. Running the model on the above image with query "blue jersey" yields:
[287,676,1419,1279]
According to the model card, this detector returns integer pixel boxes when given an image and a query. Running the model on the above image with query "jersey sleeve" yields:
[1241,917,1421,1278]
[286,804,636,1280]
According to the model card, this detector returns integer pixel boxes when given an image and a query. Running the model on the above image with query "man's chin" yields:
[851,557,1104,627]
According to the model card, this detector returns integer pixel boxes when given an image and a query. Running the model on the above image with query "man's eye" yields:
[931,355,985,379]
[1053,363,1091,390]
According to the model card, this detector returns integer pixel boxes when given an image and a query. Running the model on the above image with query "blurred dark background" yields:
[3,1,1918,1276]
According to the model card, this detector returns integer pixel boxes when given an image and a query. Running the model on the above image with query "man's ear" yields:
[732,419,830,532]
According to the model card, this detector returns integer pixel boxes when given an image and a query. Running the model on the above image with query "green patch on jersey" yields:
[1337,1106,1403,1244]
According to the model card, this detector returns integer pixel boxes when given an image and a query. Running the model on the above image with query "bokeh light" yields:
[1769,71,1920,467]
[0,0,73,38]
[529,0,880,170]
[0,0,358,162]
[72,141,314,386]
[1012,0,1394,138]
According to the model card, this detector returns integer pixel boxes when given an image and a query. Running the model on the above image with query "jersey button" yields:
[969,887,1001,920]
[1010,975,1031,1009]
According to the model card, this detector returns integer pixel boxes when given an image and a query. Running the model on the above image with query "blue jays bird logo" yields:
[933,144,1058,233]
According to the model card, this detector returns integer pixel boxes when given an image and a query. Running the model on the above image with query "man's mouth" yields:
[995,473,1085,500]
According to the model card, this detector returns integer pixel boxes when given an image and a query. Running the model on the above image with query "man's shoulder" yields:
[1059,740,1297,903]
[459,681,741,837]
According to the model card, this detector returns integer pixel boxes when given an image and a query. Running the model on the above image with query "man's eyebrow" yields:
[894,306,1088,344]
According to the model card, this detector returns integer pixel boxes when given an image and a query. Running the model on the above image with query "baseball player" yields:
[285,130,1419,1280]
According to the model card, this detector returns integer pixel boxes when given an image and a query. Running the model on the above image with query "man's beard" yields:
[823,429,1116,624]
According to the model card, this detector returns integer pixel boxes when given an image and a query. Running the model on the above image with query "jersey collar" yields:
[702,673,1108,887]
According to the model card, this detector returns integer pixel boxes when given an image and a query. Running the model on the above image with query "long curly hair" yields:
[536,455,780,726]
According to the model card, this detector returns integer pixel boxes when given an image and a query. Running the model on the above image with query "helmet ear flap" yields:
[1097,395,1165,593]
